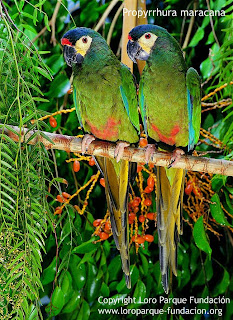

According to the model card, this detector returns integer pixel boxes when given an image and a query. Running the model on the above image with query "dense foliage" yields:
[0,0,232,319]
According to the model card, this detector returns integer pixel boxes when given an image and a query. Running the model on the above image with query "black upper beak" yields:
[127,40,150,63]
[63,45,84,67]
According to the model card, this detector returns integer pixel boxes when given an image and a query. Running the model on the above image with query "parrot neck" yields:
[74,40,117,74]
[147,37,187,73]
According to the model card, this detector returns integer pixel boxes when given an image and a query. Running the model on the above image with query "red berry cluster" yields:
[131,234,154,244]
[185,177,202,197]
[93,219,111,240]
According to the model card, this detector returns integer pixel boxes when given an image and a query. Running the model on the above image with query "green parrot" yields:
[127,24,201,293]
[61,27,140,288]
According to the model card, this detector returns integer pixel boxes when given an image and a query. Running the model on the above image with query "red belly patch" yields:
[151,124,180,145]
[86,117,120,140]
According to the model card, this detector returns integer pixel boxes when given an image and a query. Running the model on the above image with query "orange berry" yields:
[146,212,155,220]
[132,199,140,207]
[185,184,193,195]
[144,199,152,206]
[144,186,153,193]
[134,196,141,204]
[104,221,111,232]
[147,176,155,188]
[144,234,154,242]
[49,117,57,128]
[99,232,109,240]
[100,178,105,188]
[137,165,143,172]
[89,157,95,166]
[135,236,145,244]
[129,213,136,221]
[83,201,88,206]
[187,179,193,185]
[95,229,101,236]
[74,205,79,212]
[139,215,146,223]
[62,192,70,199]
[93,219,103,227]
[139,137,148,147]
[73,160,80,172]
[129,219,134,225]
[67,88,73,94]
[54,206,62,215]
[128,202,133,210]
[149,163,154,169]
[56,195,64,203]
[193,187,202,197]
[133,206,139,214]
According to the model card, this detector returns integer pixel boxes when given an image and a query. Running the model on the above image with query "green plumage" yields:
[127,24,201,293]
[62,27,140,288]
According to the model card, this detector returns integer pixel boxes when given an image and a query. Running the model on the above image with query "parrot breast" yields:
[86,117,121,140]
[151,124,180,145]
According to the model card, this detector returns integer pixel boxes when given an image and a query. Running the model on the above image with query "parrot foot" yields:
[81,134,95,154]
[168,148,185,168]
[145,144,156,164]
[114,141,130,163]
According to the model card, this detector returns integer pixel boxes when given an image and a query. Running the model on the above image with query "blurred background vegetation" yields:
[0,0,233,319]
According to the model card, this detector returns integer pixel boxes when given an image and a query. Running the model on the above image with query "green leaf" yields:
[44,14,51,31]
[34,66,52,80]
[85,263,102,302]
[210,193,232,226]
[212,269,230,296]
[189,28,205,47]
[41,257,56,285]
[46,74,70,98]
[193,216,212,259]
[75,263,86,290]
[62,290,81,314]
[72,237,100,254]
[45,286,64,316]
[132,280,146,306]
[139,252,149,275]
[60,271,73,305]
[100,282,110,297]
[77,300,90,320]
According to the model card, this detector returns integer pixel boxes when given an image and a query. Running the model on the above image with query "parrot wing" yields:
[73,86,84,129]
[119,63,140,134]
[186,67,201,151]
[138,78,148,136]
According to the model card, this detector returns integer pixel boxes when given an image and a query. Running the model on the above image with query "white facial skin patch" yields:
[75,35,93,56]
[138,32,158,54]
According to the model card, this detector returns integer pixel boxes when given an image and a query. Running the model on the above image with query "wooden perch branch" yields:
[1,125,233,176]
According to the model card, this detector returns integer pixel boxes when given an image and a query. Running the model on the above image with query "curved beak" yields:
[127,40,150,63]
[63,45,84,67]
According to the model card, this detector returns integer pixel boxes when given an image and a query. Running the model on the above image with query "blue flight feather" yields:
[140,85,148,137]
[120,85,130,117]
[187,89,195,151]
[73,87,83,129]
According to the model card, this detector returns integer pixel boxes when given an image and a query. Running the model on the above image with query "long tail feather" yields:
[96,156,132,288]
[156,166,185,293]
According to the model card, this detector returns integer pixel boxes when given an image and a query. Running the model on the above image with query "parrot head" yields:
[127,24,169,63]
[61,27,107,67]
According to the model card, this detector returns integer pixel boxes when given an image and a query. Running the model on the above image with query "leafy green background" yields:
[0,0,233,319]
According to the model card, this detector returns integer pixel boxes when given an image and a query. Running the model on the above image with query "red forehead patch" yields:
[61,38,72,46]
[128,34,132,40]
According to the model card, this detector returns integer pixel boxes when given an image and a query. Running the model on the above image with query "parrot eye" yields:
[145,33,151,39]
[82,37,88,43]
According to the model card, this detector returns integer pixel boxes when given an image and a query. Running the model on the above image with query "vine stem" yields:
[1,124,233,177]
